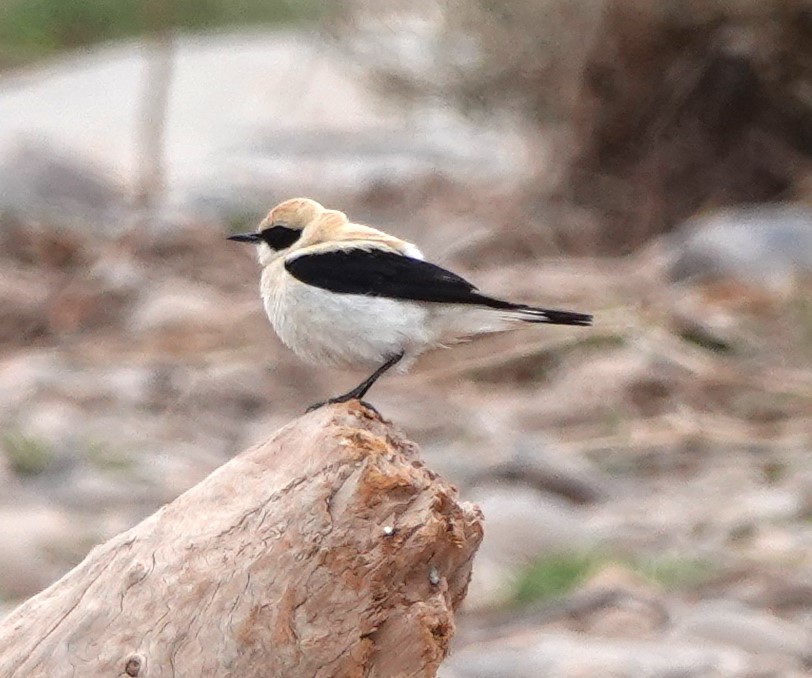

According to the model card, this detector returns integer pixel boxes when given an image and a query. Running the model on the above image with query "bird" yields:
[229,197,592,411]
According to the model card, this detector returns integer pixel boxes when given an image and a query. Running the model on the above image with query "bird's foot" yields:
[305,395,381,417]
[305,390,356,413]
[305,398,331,413]
[356,400,382,417]
[305,353,402,415]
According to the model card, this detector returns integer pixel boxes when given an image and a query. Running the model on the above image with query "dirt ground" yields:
[1,180,810,674]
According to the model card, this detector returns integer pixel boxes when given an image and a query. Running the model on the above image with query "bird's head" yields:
[228,197,325,266]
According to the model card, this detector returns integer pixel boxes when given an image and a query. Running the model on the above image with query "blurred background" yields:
[1,0,811,675]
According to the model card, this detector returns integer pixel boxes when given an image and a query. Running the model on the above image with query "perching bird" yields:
[229,198,592,410]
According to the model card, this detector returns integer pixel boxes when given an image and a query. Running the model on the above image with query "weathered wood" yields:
[0,403,483,677]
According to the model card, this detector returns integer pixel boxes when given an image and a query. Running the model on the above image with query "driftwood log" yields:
[0,403,483,677]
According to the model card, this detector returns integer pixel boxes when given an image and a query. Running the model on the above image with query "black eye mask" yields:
[261,225,302,250]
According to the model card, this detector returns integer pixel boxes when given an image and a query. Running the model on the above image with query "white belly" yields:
[261,263,432,370]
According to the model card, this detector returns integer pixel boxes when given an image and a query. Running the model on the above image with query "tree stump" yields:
[0,403,483,677]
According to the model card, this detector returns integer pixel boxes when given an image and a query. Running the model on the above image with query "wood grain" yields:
[0,402,483,677]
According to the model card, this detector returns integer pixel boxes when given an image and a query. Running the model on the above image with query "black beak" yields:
[227,232,262,244]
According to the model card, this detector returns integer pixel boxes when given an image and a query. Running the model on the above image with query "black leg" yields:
[307,352,404,413]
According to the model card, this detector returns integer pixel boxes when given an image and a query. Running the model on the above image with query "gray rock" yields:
[465,486,598,610]
[667,204,812,284]
[471,435,611,505]
[0,506,80,599]
[0,352,58,411]
[445,631,762,678]
[0,142,127,227]
[0,32,525,225]
[474,486,597,563]
[671,599,812,661]
[127,280,235,334]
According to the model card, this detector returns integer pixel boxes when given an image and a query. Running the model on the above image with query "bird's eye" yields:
[260,225,301,250]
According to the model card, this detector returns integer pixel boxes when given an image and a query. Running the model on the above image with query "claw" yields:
[305,396,380,417]
[304,352,403,415]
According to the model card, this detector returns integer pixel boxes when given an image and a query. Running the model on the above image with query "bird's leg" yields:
[306,352,404,413]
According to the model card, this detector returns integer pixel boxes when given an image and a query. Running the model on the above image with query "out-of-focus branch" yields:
[134,0,175,216]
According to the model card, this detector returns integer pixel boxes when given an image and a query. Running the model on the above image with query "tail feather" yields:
[473,293,592,326]
[510,305,593,326]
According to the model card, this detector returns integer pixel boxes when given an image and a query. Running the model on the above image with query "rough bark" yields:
[0,403,483,677]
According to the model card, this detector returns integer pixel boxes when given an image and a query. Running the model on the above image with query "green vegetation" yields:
[678,327,734,354]
[513,552,599,604]
[634,555,714,590]
[513,550,714,606]
[790,293,812,355]
[0,0,324,66]
[84,439,133,473]
[2,430,54,476]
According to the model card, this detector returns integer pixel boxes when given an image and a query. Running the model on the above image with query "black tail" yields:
[513,306,593,326]
[510,304,592,326]
[473,294,593,326]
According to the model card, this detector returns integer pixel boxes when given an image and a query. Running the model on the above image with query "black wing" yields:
[285,248,489,304]
[285,248,592,326]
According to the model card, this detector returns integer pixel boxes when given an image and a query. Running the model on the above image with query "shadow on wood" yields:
[0,402,483,677]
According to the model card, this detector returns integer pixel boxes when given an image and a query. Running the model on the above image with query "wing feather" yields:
[285,248,485,303]
[284,248,592,326]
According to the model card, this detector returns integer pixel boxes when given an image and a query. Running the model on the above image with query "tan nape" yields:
[263,197,325,231]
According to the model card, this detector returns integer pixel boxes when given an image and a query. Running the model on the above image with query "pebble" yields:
[671,599,812,661]
[667,204,812,286]
[464,485,598,610]
[444,631,757,678]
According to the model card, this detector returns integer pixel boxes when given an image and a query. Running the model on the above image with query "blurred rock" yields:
[46,467,153,513]
[585,604,661,640]
[98,366,153,408]
[580,563,660,599]
[181,360,270,419]
[0,143,128,227]
[471,435,610,504]
[0,352,58,411]
[0,32,526,225]
[0,506,79,599]
[575,563,668,638]
[13,399,84,452]
[474,486,597,560]
[516,346,653,429]
[87,254,144,295]
[723,567,812,613]
[465,485,598,610]
[0,216,89,270]
[444,631,758,678]
[671,599,812,661]
[0,264,50,345]
[716,487,805,540]
[128,280,236,334]
[667,204,812,286]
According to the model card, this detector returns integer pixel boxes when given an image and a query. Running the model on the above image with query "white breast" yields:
[260,261,432,370]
